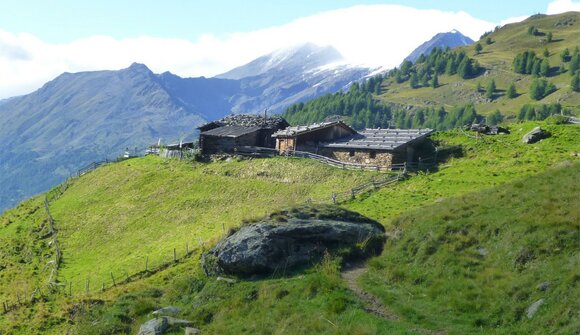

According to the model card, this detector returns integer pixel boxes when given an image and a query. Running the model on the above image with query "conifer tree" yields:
[540,58,550,77]
[458,58,473,79]
[410,72,419,89]
[506,83,517,98]
[485,79,496,99]
[572,72,580,92]
[431,72,439,88]
[474,43,483,54]
[488,110,503,125]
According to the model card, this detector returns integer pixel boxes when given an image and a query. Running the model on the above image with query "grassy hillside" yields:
[0,197,55,303]
[377,12,580,115]
[359,162,579,334]
[0,122,578,334]
[46,157,380,298]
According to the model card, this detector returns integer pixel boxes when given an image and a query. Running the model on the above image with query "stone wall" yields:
[320,148,394,167]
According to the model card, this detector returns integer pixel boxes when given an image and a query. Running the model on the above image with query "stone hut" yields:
[320,128,433,167]
[199,114,289,155]
[272,121,357,153]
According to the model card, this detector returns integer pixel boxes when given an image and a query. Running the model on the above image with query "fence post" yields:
[186,242,189,255]
[101,283,105,292]
[85,278,90,294]
[3,301,7,313]
[111,272,116,286]
[69,282,72,297]
[173,248,177,262]
[332,193,336,204]
[351,189,355,200]
[145,256,149,272]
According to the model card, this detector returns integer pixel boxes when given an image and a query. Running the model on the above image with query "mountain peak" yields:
[404,30,474,63]
[127,62,152,73]
[215,43,344,80]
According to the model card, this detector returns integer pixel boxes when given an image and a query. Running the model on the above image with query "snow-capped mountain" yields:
[216,43,372,113]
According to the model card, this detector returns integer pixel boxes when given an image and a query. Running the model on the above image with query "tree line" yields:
[283,79,489,131]
[388,47,481,89]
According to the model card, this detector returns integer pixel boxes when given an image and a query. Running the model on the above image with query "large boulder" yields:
[522,126,550,144]
[201,205,385,276]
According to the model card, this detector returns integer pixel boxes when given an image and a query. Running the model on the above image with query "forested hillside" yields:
[283,12,580,129]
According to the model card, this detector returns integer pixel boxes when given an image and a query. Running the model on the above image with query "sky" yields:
[1,0,579,99]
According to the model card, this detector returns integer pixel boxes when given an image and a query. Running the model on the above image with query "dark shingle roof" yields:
[201,125,263,138]
[322,128,433,151]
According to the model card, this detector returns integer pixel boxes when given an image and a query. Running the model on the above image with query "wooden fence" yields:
[0,145,433,315]
[235,146,436,172]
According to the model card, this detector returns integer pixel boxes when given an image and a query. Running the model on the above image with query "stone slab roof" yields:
[272,121,355,137]
[322,128,433,151]
[199,114,289,131]
[201,125,263,138]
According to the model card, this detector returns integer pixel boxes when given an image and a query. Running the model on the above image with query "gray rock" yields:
[216,276,237,284]
[526,298,545,319]
[138,316,193,335]
[537,282,550,291]
[477,247,488,256]
[185,327,201,335]
[522,127,550,144]
[201,207,385,276]
[152,306,181,316]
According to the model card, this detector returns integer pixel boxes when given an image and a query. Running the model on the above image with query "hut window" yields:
[369,151,376,159]
[349,150,355,157]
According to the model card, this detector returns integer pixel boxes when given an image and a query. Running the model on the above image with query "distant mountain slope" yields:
[404,29,474,63]
[0,44,372,211]
[0,63,208,211]
[387,12,580,114]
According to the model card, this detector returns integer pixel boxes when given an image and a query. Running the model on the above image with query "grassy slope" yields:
[0,197,53,302]
[360,162,579,334]
[378,12,580,115]
[345,122,580,223]
[49,156,380,294]
[0,122,578,334]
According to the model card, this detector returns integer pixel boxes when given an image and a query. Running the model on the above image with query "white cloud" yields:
[0,4,497,99]
[547,0,580,14]
[500,15,530,26]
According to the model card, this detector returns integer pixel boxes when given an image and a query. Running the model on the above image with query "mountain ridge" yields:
[0,44,373,211]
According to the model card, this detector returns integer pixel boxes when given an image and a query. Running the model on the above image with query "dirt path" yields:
[340,262,399,320]
[341,262,447,335]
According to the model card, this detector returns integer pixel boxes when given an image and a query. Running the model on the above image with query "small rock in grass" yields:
[216,276,237,284]
[537,282,550,291]
[152,306,181,316]
[526,298,545,319]
[185,327,201,335]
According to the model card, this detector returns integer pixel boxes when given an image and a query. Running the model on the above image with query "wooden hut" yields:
[272,121,356,153]
[199,114,289,155]
[319,128,433,167]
